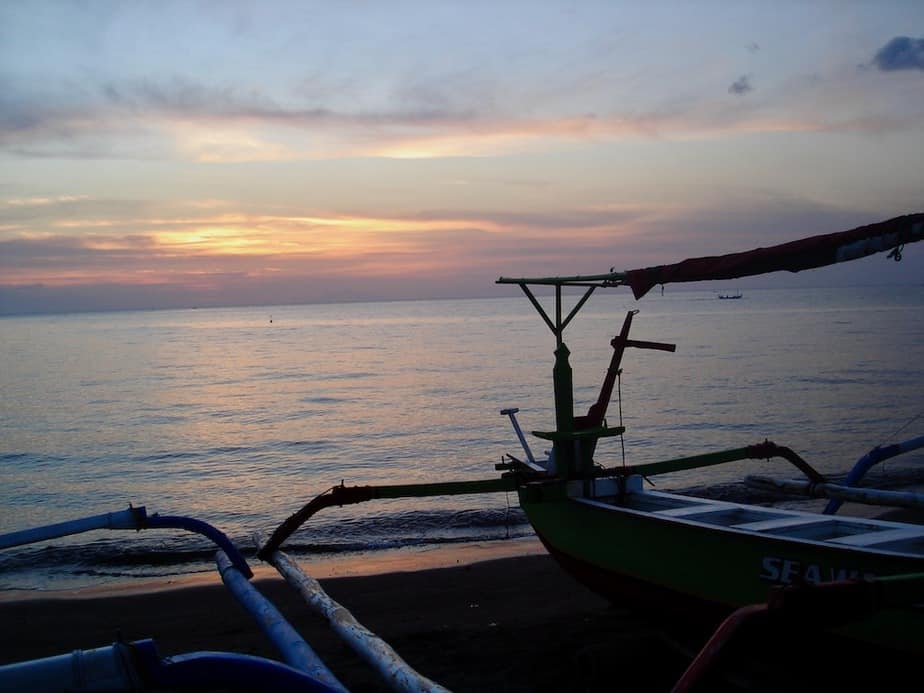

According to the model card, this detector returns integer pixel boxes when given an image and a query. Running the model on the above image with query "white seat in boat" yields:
[733,516,823,532]
[829,526,924,547]
[653,503,735,517]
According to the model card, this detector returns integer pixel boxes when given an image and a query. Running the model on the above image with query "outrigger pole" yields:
[257,536,451,693]
[258,478,516,559]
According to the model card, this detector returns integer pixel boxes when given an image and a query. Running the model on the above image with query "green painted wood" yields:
[519,491,924,652]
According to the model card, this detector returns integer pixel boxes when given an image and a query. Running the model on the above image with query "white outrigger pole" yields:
[256,535,451,693]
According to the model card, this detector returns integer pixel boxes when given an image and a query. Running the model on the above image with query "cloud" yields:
[0,73,480,159]
[3,197,922,315]
[2,57,921,162]
[407,207,645,233]
[0,203,652,306]
[3,194,88,207]
[728,75,753,95]
[99,77,456,128]
[871,36,924,71]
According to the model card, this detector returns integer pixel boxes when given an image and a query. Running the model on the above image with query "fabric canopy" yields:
[624,214,924,299]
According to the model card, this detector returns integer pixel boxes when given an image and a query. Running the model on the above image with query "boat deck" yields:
[581,478,924,559]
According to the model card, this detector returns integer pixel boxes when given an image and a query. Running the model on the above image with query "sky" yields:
[1,1,923,315]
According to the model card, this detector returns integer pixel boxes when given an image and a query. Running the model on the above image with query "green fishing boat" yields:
[261,213,924,686]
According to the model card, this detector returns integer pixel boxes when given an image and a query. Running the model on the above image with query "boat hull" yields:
[519,488,924,653]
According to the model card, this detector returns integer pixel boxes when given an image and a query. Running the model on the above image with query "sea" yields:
[2,286,923,593]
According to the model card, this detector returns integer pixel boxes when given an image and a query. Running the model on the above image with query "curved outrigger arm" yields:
[258,477,516,559]
[736,433,924,514]
[259,441,824,559]
[595,440,826,485]
[0,506,253,578]
[824,433,924,514]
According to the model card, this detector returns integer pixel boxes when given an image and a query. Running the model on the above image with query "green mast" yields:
[496,271,626,480]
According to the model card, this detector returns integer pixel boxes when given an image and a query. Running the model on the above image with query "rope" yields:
[877,409,924,449]
[617,369,627,469]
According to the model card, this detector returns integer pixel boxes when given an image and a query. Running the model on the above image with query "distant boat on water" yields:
[717,290,742,299]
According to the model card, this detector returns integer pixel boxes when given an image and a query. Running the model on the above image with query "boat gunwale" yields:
[572,489,924,560]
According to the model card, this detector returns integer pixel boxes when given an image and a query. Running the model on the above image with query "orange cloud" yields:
[0,204,647,291]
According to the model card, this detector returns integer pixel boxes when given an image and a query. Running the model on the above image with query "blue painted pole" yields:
[131,640,342,692]
[0,507,253,580]
[144,513,252,578]
[824,434,924,514]
[0,639,342,693]
[0,642,141,692]
[0,507,146,549]
[215,551,348,692]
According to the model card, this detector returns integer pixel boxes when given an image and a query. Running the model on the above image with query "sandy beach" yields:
[0,542,706,693]
[2,541,921,692]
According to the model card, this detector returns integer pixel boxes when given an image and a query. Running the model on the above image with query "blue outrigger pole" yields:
[0,508,345,692]
[825,434,924,514]
[0,505,252,577]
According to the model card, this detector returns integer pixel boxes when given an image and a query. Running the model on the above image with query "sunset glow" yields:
[2,2,923,314]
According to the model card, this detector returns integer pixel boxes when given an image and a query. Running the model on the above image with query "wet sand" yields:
[0,546,696,692]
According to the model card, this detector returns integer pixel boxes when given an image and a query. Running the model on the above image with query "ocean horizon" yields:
[2,285,923,591]
[3,276,923,319]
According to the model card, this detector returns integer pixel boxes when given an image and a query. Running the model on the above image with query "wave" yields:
[0,505,533,588]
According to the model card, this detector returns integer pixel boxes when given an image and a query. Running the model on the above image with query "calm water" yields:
[2,286,923,590]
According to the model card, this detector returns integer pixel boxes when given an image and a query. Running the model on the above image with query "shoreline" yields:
[0,536,547,603]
